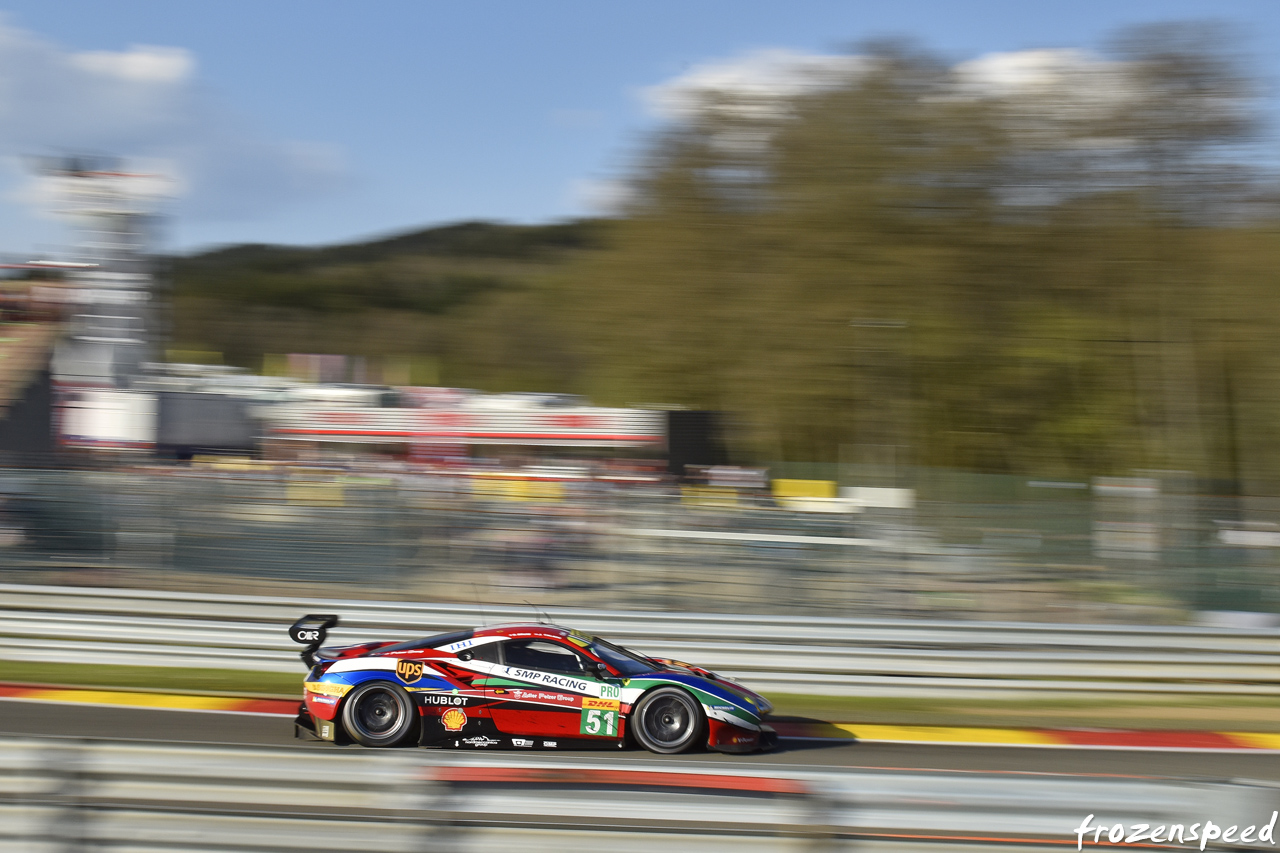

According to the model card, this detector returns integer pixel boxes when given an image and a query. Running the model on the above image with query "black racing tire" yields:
[631,687,705,754]
[340,681,416,747]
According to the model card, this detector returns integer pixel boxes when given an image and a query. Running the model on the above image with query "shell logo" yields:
[441,708,467,731]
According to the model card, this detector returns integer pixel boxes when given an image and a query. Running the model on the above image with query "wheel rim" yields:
[355,688,402,735]
[643,694,694,746]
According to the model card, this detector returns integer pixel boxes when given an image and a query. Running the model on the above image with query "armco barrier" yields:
[1,736,1277,852]
[3,583,1280,699]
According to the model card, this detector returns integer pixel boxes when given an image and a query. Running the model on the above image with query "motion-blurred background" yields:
[0,7,1279,625]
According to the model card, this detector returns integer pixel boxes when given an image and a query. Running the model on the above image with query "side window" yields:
[503,639,587,675]
[467,640,503,664]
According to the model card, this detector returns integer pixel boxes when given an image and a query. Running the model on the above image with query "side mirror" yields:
[590,660,610,677]
[457,650,474,662]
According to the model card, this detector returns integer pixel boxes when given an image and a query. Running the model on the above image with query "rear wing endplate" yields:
[288,614,340,669]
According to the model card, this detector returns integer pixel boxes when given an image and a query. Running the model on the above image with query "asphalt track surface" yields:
[2,699,1279,781]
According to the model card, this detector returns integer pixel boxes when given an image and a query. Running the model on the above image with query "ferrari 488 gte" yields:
[289,615,775,754]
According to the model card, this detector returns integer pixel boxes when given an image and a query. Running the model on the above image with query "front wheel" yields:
[341,681,416,747]
[632,687,704,754]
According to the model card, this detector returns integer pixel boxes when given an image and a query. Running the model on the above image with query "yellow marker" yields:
[24,689,236,712]
[840,724,1060,746]
[1223,732,1280,750]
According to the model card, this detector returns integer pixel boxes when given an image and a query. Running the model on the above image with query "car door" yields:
[412,638,502,742]
[486,638,613,742]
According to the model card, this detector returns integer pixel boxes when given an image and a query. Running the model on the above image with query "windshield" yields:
[588,637,658,676]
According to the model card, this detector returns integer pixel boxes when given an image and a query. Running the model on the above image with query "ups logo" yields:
[396,659,424,683]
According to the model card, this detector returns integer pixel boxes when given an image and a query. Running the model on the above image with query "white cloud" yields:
[569,177,634,215]
[953,48,1136,113]
[71,44,194,84]
[640,45,1153,159]
[0,17,345,230]
[643,46,1144,125]
[951,48,1143,155]
[643,49,865,123]
[954,48,1098,94]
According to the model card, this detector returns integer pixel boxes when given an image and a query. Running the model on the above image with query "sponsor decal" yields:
[504,667,589,693]
[598,683,621,700]
[310,695,337,706]
[542,741,557,748]
[422,694,469,706]
[582,697,620,712]
[580,708,619,737]
[320,723,332,739]
[396,659,424,684]
[304,682,352,698]
[512,738,534,748]
[511,689,577,705]
[441,636,502,653]
[441,708,468,731]
[711,704,735,711]
[462,736,500,747]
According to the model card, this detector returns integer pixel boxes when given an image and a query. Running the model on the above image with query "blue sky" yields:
[0,1,1276,255]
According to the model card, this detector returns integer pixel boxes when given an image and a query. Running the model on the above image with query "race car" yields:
[288,614,776,753]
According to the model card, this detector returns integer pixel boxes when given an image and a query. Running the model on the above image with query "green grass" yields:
[0,660,301,698]
[5,661,1278,731]
[765,692,1280,732]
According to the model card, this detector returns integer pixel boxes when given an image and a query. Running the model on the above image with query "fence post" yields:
[45,740,93,853]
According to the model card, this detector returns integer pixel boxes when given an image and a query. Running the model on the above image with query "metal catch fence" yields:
[0,465,1275,622]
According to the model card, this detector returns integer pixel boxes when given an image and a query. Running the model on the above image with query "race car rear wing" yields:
[288,614,340,668]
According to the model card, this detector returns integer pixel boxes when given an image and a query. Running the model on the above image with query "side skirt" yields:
[420,716,624,750]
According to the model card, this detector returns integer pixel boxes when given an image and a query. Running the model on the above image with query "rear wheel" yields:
[341,681,416,747]
[632,687,704,754]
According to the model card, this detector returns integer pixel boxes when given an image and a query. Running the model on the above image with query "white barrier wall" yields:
[4,583,1280,699]
[1,737,1277,852]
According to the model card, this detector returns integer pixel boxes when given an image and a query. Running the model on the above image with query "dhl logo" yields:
[582,697,620,711]
[396,659,424,683]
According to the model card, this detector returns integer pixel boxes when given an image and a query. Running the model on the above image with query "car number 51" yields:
[580,708,617,736]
